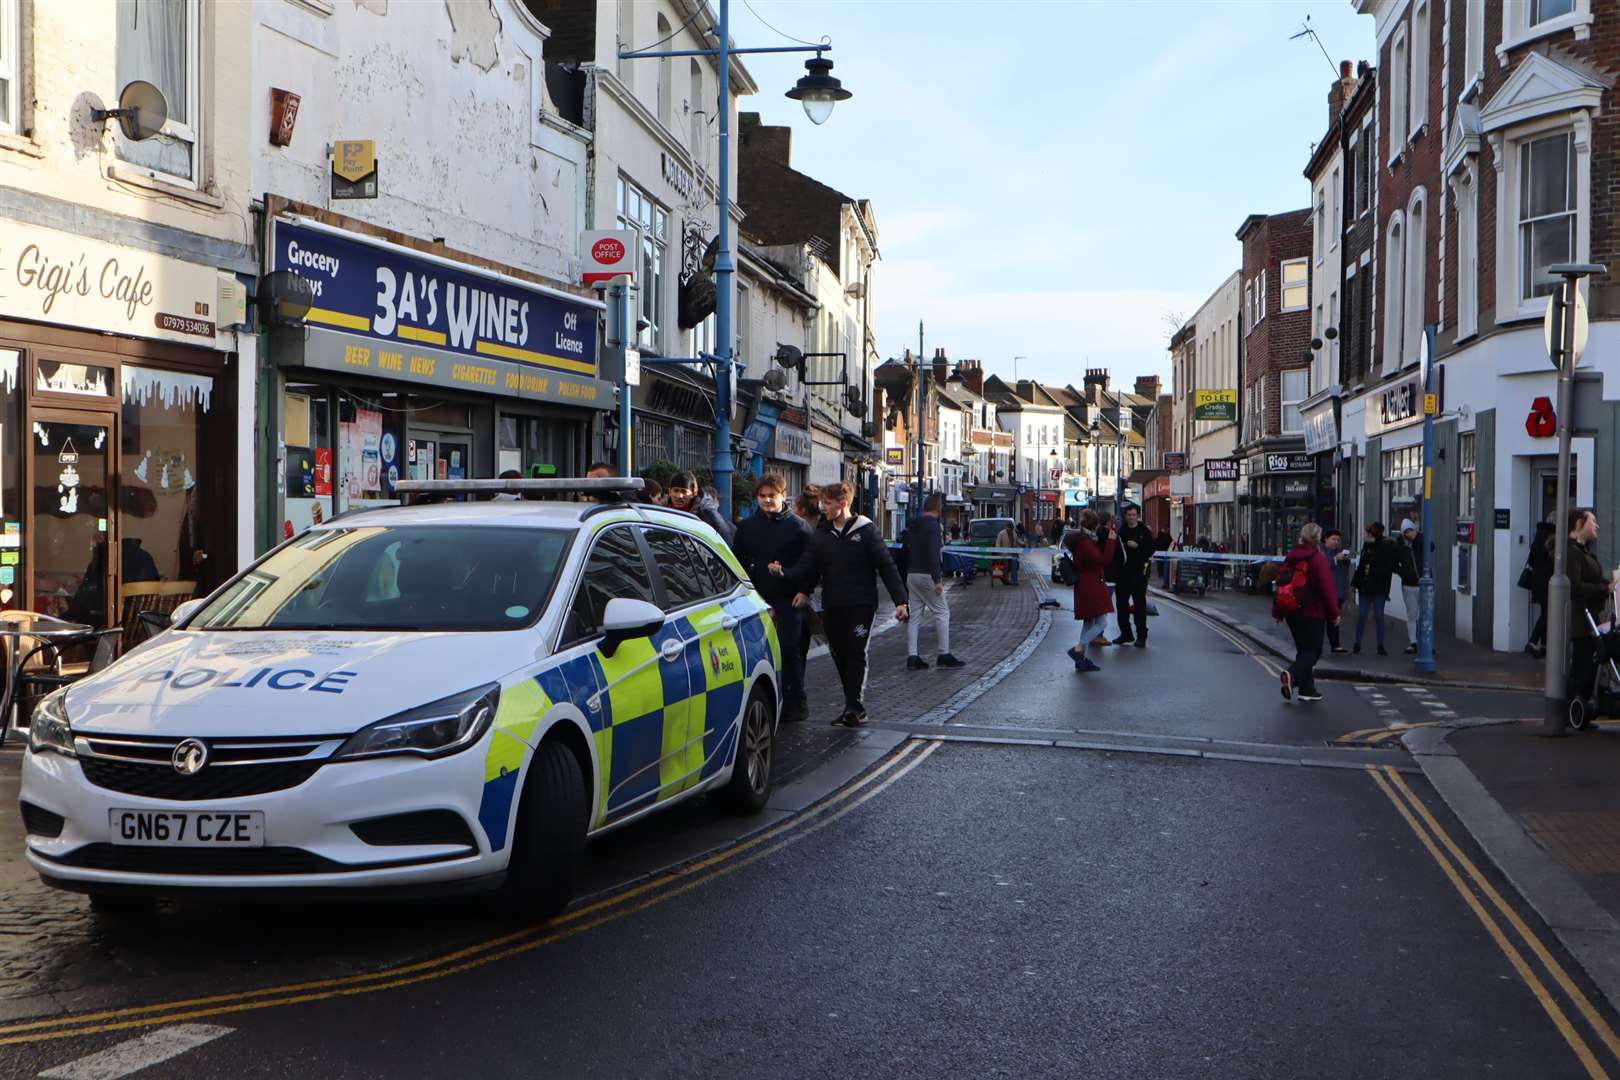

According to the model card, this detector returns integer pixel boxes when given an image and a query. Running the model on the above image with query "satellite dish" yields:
[844,387,866,418]
[762,369,788,392]
[95,80,169,141]
[263,270,315,326]
[773,343,804,370]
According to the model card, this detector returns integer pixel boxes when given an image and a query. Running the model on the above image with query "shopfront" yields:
[966,483,1016,522]
[1244,452,1315,555]
[0,221,242,634]
[265,211,608,537]
[767,404,813,494]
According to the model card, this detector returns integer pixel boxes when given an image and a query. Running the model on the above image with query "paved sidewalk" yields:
[1157,585,1542,690]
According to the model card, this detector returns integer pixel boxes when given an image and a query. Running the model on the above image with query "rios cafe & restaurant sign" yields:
[0,219,230,350]
[269,218,610,410]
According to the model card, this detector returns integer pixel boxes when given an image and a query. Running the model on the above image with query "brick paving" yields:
[0,579,1042,1010]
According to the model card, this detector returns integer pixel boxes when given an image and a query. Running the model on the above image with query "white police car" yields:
[19,479,781,915]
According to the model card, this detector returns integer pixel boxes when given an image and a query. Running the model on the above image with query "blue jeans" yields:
[1354,591,1387,650]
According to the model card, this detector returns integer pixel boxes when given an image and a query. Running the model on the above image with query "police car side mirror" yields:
[599,598,665,658]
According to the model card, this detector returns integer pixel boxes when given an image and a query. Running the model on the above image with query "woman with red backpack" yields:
[1274,522,1341,703]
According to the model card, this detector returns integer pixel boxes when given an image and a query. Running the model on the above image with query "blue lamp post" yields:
[620,1,851,513]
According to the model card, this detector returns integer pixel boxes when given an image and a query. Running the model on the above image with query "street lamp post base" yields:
[1539,696,1573,737]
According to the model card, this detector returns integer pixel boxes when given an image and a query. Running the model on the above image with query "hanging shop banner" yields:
[1302,401,1339,455]
[0,219,232,350]
[271,219,601,380]
[1194,389,1238,421]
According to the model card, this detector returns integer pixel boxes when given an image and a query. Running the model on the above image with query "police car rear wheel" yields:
[720,685,775,814]
[505,738,589,918]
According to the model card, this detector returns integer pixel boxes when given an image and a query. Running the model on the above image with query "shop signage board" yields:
[1194,389,1237,421]
[1162,452,1187,471]
[0,220,230,350]
[772,424,813,464]
[271,218,601,380]
[1204,458,1240,482]
[581,230,636,287]
[1365,370,1424,436]
[885,446,904,465]
[1262,453,1313,473]
[1302,403,1338,455]
[332,140,379,200]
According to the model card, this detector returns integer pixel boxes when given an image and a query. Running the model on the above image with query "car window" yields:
[191,526,570,632]
[564,527,656,643]
[643,528,708,610]
[685,535,738,597]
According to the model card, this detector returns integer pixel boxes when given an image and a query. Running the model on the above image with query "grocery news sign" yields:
[582,230,636,287]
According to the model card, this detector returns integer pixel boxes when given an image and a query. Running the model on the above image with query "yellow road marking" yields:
[0,740,935,1046]
[1382,765,1620,1064]
[1368,766,1610,1079]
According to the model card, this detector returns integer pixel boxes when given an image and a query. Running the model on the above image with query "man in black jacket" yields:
[774,481,908,727]
[731,474,814,722]
[902,493,964,671]
[1113,504,1154,647]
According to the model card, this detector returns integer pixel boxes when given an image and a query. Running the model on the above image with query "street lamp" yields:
[1541,261,1607,735]
[620,2,852,515]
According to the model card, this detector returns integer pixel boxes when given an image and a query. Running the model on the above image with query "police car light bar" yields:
[393,477,646,496]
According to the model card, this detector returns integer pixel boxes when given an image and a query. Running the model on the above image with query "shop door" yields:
[411,431,472,482]
[1539,468,1576,529]
[29,410,117,629]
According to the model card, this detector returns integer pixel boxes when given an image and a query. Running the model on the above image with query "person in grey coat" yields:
[1323,529,1352,653]
[902,493,964,671]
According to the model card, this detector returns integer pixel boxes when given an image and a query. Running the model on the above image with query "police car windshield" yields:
[190,526,571,632]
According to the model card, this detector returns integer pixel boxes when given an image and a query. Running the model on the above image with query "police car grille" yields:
[43,844,347,876]
[79,758,323,801]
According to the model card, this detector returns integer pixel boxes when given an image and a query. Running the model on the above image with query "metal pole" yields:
[614,282,634,476]
[1415,323,1437,674]
[1541,279,1577,734]
[711,0,736,515]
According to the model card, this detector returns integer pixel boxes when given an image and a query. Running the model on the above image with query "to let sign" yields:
[1194,389,1238,421]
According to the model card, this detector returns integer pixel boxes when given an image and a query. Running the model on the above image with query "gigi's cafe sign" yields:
[0,221,230,349]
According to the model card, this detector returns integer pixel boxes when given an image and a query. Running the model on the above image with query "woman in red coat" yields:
[1064,509,1118,673]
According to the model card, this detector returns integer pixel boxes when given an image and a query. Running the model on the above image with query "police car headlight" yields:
[332,683,501,761]
[27,689,76,758]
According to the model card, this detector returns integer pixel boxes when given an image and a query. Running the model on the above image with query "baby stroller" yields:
[1570,607,1620,731]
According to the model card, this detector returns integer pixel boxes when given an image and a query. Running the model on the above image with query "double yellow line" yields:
[0,739,943,1048]
[1368,764,1620,1078]
[1333,720,1444,746]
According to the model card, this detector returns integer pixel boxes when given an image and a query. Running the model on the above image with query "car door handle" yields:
[720,615,740,631]
[660,638,687,662]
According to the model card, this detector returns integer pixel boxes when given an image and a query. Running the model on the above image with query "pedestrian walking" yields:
[901,493,964,671]
[1275,522,1340,703]
[1111,505,1154,647]
[995,520,1021,585]
[775,482,909,727]
[667,471,735,544]
[1063,510,1117,673]
[1397,518,1424,653]
[1323,529,1352,653]
[1350,521,1397,655]
[1522,521,1555,657]
[1566,508,1611,706]
[793,486,824,665]
[731,474,814,723]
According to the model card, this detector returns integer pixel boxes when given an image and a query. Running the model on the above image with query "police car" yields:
[19,478,781,916]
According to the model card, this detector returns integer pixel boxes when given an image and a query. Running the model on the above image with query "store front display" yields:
[266,204,608,533]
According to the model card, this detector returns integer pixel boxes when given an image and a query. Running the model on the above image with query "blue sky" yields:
[739,0,1376,392]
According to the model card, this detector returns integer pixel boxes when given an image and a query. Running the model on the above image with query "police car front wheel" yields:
[720,684,776,814]
[505,738,590,919]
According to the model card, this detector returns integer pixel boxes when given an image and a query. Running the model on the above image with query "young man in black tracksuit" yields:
[730,473,814,723]
[1112,504,1155,647]
[774,481,908,727]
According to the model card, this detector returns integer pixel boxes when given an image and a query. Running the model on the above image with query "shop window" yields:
[283,384,333,535]
[120,365,214,585]
[337,397,395,506]
[36,359,113,398]
[498,413,583,478]
[1458,432,1477,520]
[115,0,199,185]
[0,350,18,607]
[1383,444,1423,523]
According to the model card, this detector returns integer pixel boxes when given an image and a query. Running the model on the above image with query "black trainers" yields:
[781,700,808,724]
[1377,646,1389,656]
[836,709,869,728]
[1133,637,1147,649]
[1298,691,1324,702]
[1113,634,1135,646]
[935,654,966,668]
[906,655,930,670]
[1404,643,1418,654]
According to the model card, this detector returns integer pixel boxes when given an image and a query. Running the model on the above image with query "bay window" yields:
[115,0,199,184]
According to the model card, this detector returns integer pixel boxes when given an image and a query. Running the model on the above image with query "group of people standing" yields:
[731,476,963,730]
[1062,505,1159,672]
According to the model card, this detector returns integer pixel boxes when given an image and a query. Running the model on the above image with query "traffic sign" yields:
[1544,287,1589,368]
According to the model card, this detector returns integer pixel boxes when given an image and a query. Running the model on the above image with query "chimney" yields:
[1328,60,1356,126]
[953,358,984,396]
[739,112,791,166]
[1083,367,1110,405]
[1134,375,1161,401]
[933,347,948,386]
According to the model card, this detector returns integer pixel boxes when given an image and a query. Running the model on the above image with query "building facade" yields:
[1189,272,1243,545]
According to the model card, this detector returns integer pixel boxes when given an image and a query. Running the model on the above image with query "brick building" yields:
[1345,0,1619,652]
[1235,209,1314,554]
